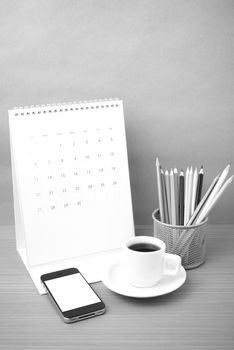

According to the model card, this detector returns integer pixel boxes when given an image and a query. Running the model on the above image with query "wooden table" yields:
[1,225,234,350]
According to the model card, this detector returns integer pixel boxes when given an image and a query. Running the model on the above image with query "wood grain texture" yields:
[0,225,234,350]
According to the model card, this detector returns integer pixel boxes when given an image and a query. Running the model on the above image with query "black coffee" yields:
[128,243,160,252]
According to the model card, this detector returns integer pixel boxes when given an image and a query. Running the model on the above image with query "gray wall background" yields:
[1,0,234,225]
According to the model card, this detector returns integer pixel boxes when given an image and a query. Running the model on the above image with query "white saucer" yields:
[102,262,186,298]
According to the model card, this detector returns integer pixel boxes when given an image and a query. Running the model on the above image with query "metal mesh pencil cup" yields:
[152,209,208,269]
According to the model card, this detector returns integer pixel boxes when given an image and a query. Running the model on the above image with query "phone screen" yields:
[44,272,101,312]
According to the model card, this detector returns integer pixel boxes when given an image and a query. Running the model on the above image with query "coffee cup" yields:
[123,236,181,287]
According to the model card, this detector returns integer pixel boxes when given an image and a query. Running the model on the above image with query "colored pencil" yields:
[191,167,198,215]
[186,166,193,224]
[174,168,179,224]
[160,168,169,224]
[195,166,204,207]
[195,165,230,222]
[179,169,185,225]
[165,170,171,224]
[155,158,165,222]
[155,160,232,229]
[184,167,190,224]
[187,173,220,225]
[196,175,233,224]
[170,169,176,225]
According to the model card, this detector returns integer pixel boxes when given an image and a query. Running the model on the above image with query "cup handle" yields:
[163,253,181,276]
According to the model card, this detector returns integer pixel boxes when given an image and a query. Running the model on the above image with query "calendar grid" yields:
[9,99,134,280]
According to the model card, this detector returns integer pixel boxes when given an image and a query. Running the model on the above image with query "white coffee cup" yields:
[124,236,181,287]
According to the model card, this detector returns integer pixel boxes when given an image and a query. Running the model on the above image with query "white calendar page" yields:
[9,100,134,269]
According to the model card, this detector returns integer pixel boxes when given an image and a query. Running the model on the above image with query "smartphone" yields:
[41,268,105,323]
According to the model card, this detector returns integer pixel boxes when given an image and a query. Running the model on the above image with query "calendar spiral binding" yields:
[12,98,120,116]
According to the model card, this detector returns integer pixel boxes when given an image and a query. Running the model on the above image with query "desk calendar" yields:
[9,99,134,294]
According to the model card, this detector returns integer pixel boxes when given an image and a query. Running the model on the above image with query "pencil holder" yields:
[152,209,208,269]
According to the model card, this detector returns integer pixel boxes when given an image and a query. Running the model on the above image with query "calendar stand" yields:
[17,245,124,295]
[9,99,134,294]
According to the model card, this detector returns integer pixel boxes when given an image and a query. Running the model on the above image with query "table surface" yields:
[1,225,234,350]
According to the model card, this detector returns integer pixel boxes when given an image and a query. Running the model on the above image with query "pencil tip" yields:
[199,166,204,174]
[223,164,230,173]
[226,175,233,184]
